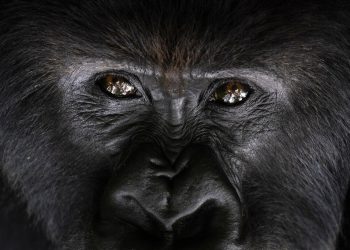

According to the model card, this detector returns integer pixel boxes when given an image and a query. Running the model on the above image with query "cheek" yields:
[60,92,153,156]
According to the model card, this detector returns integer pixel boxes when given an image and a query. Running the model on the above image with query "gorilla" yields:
[0,0,350,249]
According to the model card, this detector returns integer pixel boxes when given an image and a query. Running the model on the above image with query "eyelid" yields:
[94,71,136,86]
[204,78,252,106]
[93,70,152,103]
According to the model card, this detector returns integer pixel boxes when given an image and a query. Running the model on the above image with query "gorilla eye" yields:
[210,80,250,105]
[97,74,140,98]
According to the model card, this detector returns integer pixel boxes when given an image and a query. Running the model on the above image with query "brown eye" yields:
[97,74,140,98]
[210,80,250,105]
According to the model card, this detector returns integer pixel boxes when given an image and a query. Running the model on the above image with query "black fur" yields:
[1,1,350,249]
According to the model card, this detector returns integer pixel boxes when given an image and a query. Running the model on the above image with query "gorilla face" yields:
[1,1,350,250]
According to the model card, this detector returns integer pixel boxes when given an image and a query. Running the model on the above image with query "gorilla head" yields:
[1,1,350,250]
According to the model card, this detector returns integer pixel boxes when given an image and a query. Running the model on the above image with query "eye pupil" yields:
[212,80,250,105]
[99,74,138,97]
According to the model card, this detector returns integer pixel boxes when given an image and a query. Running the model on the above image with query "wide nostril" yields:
[106,193,168,235]
[172,199,219,240]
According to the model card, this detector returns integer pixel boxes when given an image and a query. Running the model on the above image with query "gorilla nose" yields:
[100,192,219,240]
[96,145,242,248]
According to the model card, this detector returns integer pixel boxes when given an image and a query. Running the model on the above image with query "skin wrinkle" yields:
[1,1,350,250]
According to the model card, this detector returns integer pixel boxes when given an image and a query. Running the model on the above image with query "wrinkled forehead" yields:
[11,1,333,76]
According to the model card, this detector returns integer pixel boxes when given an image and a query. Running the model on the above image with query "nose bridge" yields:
[155,97,188,165]
[151,71,194,167]
[167,96,186,126]
[155,70,187,124]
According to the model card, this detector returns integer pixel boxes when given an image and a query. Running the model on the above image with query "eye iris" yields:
[102,75,136,97]
[213,80,249,104]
